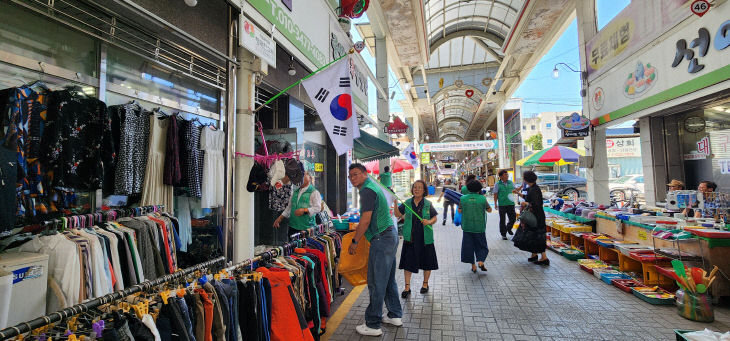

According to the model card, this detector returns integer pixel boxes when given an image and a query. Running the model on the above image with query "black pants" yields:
[498,205,516,237]
[443,201,456,222]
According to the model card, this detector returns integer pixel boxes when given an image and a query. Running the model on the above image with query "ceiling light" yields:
[184,0,197,6]
[288,57,296,76]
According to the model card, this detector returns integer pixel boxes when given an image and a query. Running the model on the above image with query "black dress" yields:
[398,198,439,273]
[524,184,547,253]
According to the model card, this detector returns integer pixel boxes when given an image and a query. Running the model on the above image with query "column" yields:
[376,37,389,174]
[233,48,256,262]
[586,127,610,204]
[413,114,421,180]
[497,110,507,169]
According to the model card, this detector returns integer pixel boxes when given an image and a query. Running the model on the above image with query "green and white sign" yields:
[247,0,329,68]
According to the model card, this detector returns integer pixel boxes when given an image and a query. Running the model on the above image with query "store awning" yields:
[353,129,400,162]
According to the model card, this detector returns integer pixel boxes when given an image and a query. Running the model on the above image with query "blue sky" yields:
[351,0,631,119]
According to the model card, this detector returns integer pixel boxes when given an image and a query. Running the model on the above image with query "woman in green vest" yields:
[458,180,493,273]
[393,180,439,298]
[379,166,393,190]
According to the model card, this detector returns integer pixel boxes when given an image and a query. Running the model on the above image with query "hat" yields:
[667,179,685,188]
[285,159,304,186]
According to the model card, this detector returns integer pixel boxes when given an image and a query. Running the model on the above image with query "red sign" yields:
[606,140,614,148]
[384,116,409,134]
[465,89,474,98]
[691,0,710,17]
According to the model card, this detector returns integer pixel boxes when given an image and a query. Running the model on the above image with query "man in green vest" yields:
[347,163,402,336]
[461,174,476,194]
[273,172,322,238]
[491,169,516,240]
[379,166,393,190]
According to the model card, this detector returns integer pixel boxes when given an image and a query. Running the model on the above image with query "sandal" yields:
[471,264,477,273]
[420,282,429,294]
[401,284,411,298]
[478,263,488,272]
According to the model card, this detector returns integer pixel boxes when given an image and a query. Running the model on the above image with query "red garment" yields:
[148,216,175,272]
[196,288,214,341]
[303,248,331,315]
[256,267,314,341]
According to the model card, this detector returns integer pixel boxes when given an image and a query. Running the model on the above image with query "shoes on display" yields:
[382,316,403,327]
[356,324,383,336]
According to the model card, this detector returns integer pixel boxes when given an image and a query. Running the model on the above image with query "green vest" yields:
[362,178,393,241]
[402,198,433,245]
[380,172,392,187]
[461,185,469,194]
[288,185,316,230]
[496,180,515,206]
[460,193,488,233]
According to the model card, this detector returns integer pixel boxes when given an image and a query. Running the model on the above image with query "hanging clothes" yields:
[184,121,204,198]
[141,113,174,211]
[256,267,314,341]
[164,114,182,186]
[110,102,150,195]
[200,126,224,208]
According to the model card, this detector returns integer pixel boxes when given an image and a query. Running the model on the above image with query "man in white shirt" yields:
[273,172,322,239]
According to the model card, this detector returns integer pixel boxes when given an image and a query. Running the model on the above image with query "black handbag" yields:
[512,205,542,252]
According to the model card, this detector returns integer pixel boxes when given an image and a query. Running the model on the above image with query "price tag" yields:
[637,230,648,241]
[691,0,710,17]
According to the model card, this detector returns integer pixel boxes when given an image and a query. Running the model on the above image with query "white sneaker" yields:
[356,324,383,336]
[382,316,403,327]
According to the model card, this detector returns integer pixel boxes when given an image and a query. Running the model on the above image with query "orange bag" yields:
[338,231,370,286]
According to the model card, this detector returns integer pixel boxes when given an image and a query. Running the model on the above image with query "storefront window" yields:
[302,142,326,194]
[0,2,98,77]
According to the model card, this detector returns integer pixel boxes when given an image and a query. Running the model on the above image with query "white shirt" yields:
[281,184,322,218]
[19,234,81,312]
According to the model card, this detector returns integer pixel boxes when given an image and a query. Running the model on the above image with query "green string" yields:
[253,50,354,113]
[366,174,433,230]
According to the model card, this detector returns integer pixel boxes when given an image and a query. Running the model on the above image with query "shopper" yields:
[273,172,322,238]
[458,180,492,273]
[379,166,393,190]
[347,163,403,336]
[269,174,293,244]
[492,169,516,240]
[461,174,476,194]
[393,180,439,298]
[513,170,549,266]
[438,179,458,225]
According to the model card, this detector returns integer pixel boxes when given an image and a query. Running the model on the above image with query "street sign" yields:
[691,0,710,17]
[420,152,431,164]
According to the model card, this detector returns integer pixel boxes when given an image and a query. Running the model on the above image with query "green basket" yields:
[333,221,350,231]
[560,249,585,261]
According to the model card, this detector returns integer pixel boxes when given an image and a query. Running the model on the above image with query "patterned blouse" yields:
[269,182,293,212]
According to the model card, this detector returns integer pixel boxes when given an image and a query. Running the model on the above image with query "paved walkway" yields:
[326,202,730,341]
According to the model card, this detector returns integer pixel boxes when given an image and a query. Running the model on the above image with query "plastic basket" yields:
[631,287,675,305]
[601,272,631,285]
[612,278,643,293]
[338,232,370,286]
[560,249,585,261]
[333,221,350,231]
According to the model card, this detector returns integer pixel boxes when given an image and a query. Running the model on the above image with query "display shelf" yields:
[545,207,595,223]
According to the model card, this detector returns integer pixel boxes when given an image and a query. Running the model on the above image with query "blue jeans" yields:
[365,226,403,329]
[461,231,489,264]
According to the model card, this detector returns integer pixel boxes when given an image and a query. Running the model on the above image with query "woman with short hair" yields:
[458,180,493,273]
[513,170,550,266]
[394,180,439,298]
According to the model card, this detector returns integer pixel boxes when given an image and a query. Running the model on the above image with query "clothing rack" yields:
[37,205,166,231]
[0,222,333,339]
[0,256,226,339]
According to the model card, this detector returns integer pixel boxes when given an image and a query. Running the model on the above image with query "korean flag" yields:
[303,57,358,156]
[403,143,419,169]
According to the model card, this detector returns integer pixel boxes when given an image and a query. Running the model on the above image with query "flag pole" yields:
[252,49,355,113]
[366,174,434,230]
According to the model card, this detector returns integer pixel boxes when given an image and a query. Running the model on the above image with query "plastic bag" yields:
[454,210,462,226]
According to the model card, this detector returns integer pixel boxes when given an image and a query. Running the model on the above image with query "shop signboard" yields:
[606,137,641,158]
[314,163,324,172]
[240,18,277,68]
[585,0,689,79]
[330,15,369,116]
[558,112,590,137]
[247,0,329,68]
[588,2,730,126]
[421,152,431,164]
[420,140,498,153]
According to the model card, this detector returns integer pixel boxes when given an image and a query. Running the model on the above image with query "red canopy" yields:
[365,158,414,174]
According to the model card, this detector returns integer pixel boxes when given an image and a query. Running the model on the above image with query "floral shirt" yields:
[42,88,115,191]
[269,182,292,212]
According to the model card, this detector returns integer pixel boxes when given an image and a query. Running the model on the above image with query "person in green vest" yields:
[492,169,516,240]
[459,180,493,273]
[347,163,403,336]
[379,166,393,190]
[461,174,476,194]
[273,172,322,238]
[393,180,439,299]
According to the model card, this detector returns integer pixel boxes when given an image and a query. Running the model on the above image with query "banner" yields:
[606,137,641,158]
[303,57,358,155]
[419,140,498,153]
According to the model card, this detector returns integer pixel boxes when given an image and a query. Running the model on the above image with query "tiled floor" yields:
[327,204,730,341]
